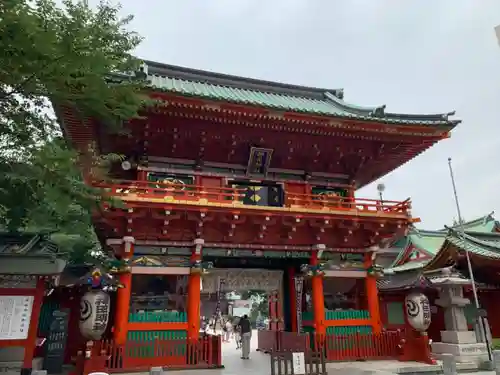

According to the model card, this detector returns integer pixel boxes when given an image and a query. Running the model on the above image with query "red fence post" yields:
[399,329,435,365]
[216,335,222,367]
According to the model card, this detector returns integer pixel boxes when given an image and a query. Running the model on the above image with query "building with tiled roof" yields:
[377,213,500,340]
[382,212,499,277]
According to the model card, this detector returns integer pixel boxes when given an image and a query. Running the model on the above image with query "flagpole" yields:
[447,157,492,361]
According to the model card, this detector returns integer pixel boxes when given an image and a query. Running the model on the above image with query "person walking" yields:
[237,314,252,359]
[224,319,233,343]
[233,317,241,349]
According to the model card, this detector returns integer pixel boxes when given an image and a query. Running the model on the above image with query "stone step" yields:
[395,361,487,375]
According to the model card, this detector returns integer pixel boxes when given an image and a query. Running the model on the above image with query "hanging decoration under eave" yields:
[105,258,131,274]
[65,268,124,292]
[300,263,326,277]
[366,265,384,278]
[190,260,213,274]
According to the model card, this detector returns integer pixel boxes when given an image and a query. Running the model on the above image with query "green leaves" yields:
[0,0,145,262]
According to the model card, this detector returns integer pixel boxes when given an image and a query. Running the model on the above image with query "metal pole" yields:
[447,157,492,361]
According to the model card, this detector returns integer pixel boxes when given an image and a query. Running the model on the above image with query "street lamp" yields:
[447,157,492,361]
[377,183,385,207]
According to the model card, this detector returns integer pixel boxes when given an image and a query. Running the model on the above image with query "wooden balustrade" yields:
[94,179,411,216]
[74,330,404,374]
[74,335,222,374]
[321,330,402,361]
[257,330,403,362]
[257,329,279,353]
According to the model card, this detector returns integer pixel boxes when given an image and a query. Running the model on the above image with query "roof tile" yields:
[143,61,460,127]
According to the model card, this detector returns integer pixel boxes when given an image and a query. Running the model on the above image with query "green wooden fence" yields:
[301,310,372,335]
[129,311,187,323]
[126,330,188,356]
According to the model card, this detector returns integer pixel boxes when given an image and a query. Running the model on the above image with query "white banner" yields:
[295,276,304,333]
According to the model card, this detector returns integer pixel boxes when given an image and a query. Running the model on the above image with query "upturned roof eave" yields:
[423,231,500,271]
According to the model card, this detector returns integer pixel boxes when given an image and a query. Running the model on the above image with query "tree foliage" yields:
[0,0,146,261]
[241,290,269,318]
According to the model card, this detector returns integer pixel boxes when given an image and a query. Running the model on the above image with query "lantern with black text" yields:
[79,290,110,340]
[405,292,431,332]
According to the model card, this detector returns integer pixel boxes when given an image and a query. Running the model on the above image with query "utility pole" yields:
[447,157,492,361]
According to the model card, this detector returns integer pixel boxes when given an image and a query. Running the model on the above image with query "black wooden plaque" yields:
[43,309,70,374]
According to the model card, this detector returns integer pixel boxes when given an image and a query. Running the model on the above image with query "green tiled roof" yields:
[409,231,447,256]
[442,213,498,233]
[389,213,498,267]
[384,228,500,275]
[0,232,59,255]
[142,60,460,127]
[445,230,500,259]
[384,260,430,274]
[381,215,500,287]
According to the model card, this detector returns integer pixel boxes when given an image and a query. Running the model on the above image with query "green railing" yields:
[326,326,372,335]
[126,330,187,356]
[127,330,187,341]
[301,310,372,335]
[129,311,187,323]
[325,310,370,320]
[302,311,313,322]
[302,309,370,322]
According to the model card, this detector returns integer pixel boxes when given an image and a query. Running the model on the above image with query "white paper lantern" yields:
[80,290,111,340]
[405,292,431,332]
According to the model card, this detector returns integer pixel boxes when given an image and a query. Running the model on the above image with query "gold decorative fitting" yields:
[190,268,202,275]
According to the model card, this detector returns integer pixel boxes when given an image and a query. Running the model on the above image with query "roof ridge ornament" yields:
[135,61,148,79]
[334,89,344,99]
[370,105,386,117]
[442,111,456,121]
[485,211,495,224]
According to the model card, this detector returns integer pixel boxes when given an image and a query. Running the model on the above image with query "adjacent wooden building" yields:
[379,214,500,342]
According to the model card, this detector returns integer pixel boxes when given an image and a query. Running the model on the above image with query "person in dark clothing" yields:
[237,314,252,359]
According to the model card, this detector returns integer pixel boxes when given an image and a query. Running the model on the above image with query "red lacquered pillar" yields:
[113,236,135,344]
[187,238,204,341]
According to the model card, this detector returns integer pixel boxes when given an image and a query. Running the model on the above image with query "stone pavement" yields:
[175,331,270,375]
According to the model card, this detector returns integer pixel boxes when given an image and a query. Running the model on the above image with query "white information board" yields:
[0,296,34,340]
[292,352,306,375]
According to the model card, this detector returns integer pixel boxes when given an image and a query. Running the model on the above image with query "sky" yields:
[94,0,500,229]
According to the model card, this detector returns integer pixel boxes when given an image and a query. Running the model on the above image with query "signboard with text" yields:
[295,276,304,333]
[292,352,306,375]
[0,295,33,340]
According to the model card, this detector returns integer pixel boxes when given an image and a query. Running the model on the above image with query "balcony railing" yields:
[95,179,411,216]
